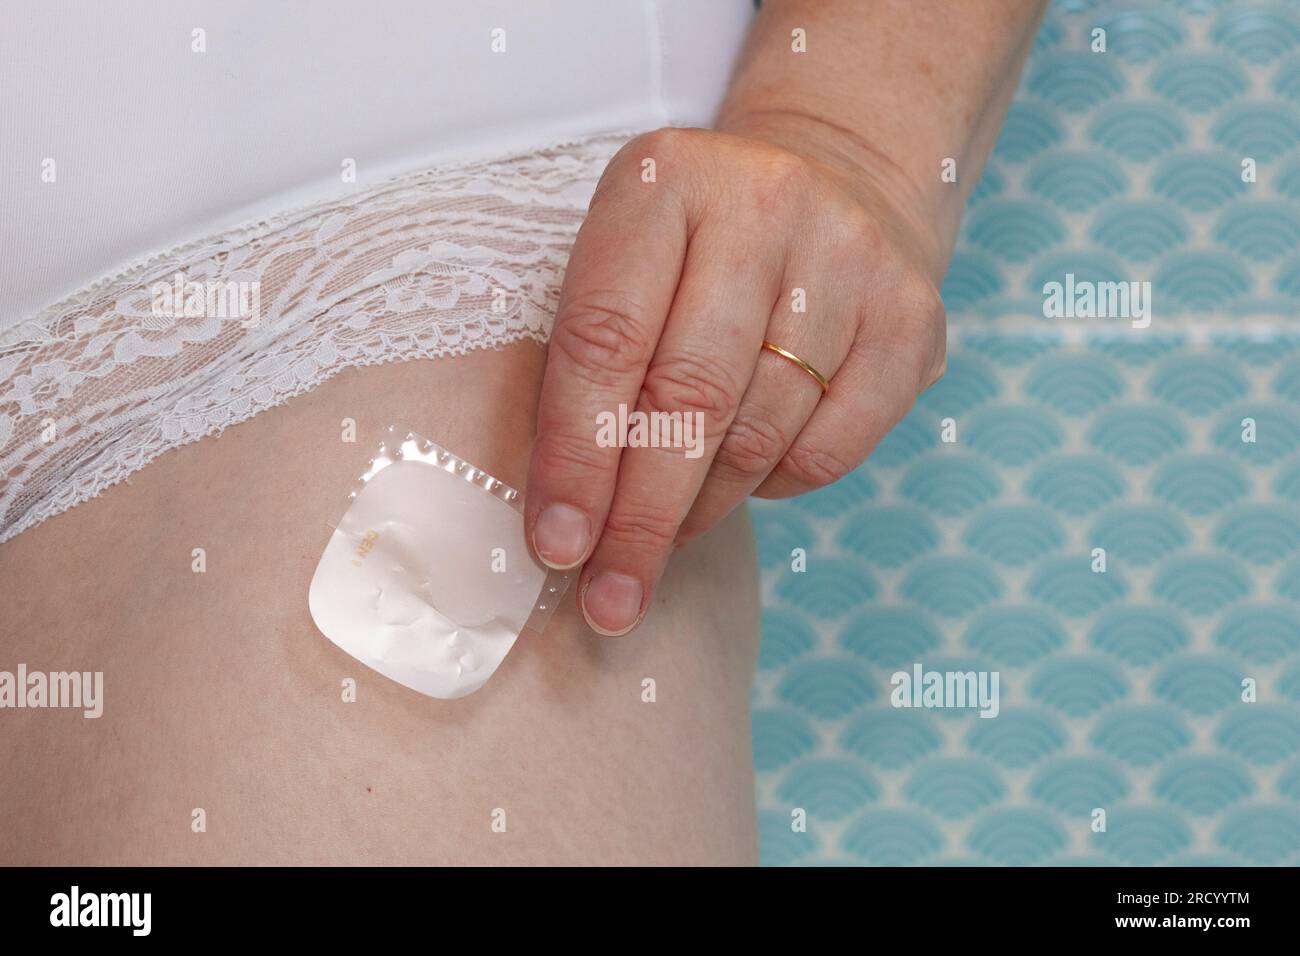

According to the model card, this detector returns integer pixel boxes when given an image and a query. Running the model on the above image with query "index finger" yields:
[525,143,690,571]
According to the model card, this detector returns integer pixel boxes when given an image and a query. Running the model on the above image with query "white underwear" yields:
[0,132,625,542]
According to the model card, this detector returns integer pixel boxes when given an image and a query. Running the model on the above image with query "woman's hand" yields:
[524,124,948,636]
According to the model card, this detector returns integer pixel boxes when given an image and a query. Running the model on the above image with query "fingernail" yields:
[532,503,591,569]
[581,572,644,637]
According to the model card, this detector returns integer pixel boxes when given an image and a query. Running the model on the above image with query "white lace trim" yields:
[0,130,633,543]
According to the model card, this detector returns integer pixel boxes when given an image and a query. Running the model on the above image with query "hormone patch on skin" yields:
[309,426,572,699]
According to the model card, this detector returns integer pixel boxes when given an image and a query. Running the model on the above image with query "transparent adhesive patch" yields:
[308,425,572,699]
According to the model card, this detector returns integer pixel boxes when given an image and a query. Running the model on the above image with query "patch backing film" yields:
[308,425,572,699]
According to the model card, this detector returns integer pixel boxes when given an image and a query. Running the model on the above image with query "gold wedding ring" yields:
[761,340,830,394]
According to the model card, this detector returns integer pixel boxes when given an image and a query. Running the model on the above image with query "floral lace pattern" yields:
[0,131,632,543]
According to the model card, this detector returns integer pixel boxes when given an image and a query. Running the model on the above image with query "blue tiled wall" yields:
[753,0,1300,865]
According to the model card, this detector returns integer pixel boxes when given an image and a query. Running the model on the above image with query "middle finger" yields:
[577,224,781,635]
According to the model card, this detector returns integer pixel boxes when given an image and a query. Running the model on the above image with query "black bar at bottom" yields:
[0,865,1290,941]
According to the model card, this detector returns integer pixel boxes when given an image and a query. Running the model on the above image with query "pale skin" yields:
[0,1,1044,864]
[529,0,1047,637]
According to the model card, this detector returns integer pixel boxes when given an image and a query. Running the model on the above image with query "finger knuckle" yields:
[598,127,704,209]
[904,276,946,327]
[603,128,695,189]
[640,351,741,425]
[553,290,656,381]
[715,408,791,479]
[857,273,948,393]
[843,337,926,436]
[778,443,856,490]
[634,126,696,160]
[831,205,885,260]
[924,337,948,389]
[601,502,680,554]
[534,428,608,480]
[745,150,814,216]
[899,279,948,390]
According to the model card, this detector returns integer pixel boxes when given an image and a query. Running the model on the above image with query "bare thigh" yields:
[0,342,760,865]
